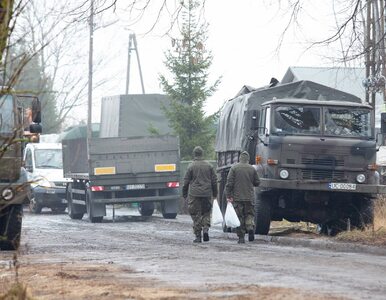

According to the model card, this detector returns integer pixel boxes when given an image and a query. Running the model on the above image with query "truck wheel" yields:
[51,206,66,213]
[67,185,84,220]
[254,192,271,235]
[0,204,23,250]
[86,191,103,223]
[29,197,42,214]
[138,202,154,216]
[162,212,177,219]
[161,200,178,219]
[318,219,347,236]
[351,197,374,230]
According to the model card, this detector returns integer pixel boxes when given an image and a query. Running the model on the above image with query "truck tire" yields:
[318,219,347,236]
[138,202,154,216]
[351,197,374,230]
[161,199,178,219]
[51,206,66,213]
[86,191,103,223]
[29,197,42,214]
[0,204,22,250]
[254,191,271,235]
[67,185,84,220]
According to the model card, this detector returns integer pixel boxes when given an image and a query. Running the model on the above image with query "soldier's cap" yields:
[193,146,204,157]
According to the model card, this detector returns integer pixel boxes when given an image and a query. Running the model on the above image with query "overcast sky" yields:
[75,1,359,123]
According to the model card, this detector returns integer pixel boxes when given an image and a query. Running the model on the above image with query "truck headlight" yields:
[2,188,14,201]
[356,174,366,183]
[279,169,289,179]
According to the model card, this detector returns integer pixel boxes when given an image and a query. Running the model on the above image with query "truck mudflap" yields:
[259,178,386,194]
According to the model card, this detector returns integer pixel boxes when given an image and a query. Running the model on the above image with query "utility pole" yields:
[87,0,94,142]
[364,0,386,106]
[125,33,145,94]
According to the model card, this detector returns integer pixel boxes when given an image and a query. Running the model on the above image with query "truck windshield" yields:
[324,107,372,137]
[35,149,63,169]
[272,105,321,135]
[271,104,372,138]
[0,95,15,133]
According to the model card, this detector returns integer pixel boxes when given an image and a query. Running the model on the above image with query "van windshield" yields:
[271,104,372,138]
[0,95,15,133]
[35,149,63,169]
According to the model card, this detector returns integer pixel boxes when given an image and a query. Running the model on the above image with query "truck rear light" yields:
[91,186,104,191]
[166,182,179,188]
[267,159,278,165]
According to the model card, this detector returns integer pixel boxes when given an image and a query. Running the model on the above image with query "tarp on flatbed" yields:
[215,80,363,152]
[99,94,172,138]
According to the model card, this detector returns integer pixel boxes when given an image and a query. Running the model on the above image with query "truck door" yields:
[256,106,270,162]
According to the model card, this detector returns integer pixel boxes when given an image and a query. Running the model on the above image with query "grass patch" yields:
[336,196,386,246]
[0,283,33,300]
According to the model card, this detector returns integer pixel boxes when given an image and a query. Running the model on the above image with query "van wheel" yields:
[29,197,42,214]
[254,191,271,235]
[0,205,23,250]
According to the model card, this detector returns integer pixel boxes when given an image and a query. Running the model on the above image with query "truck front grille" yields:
[302,169,344,180]
[302,158,344,167]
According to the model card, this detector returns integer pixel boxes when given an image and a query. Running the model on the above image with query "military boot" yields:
[248,230,255,242]
[193,233,202,243]
[237,236,245,244]
[203,228,209,242]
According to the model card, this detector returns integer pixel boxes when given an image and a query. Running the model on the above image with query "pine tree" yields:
[159,0,220,160]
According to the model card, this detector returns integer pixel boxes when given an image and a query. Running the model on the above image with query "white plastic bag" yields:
[211,199,224,226]
[224,202,240,228]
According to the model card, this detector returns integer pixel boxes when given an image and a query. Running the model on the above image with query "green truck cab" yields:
[0,92,41,250]
[216,81,386,236]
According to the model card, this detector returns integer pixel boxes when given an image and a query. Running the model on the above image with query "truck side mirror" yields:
[31,98,41,123]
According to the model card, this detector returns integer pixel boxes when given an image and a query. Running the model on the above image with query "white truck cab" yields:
[23,142,71,213]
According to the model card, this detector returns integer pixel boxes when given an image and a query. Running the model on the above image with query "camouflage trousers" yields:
[233,201,255,237]
[188,196,212,236]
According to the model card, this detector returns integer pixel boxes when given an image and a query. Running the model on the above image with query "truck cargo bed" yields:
[62,135,180,183]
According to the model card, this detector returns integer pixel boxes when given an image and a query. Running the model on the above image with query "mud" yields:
[1,207,385,299]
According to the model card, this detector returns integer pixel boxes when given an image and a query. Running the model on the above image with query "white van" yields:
[23,143,71,213]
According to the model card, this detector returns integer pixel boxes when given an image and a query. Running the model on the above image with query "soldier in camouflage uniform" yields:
[182,146,218,243]
[226,151,260,243]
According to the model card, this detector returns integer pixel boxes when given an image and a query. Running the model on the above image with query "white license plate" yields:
[328,183,357,190]
[126,184,145,190]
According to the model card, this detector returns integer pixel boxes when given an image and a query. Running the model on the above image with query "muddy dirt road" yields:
[1,208,386,299]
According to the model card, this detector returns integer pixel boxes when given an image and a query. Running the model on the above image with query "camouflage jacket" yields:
[225,162,260,202]
[182,158,218,199]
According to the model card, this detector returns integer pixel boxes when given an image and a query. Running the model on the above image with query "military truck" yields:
[63,94,180,222]
[216,80,386,236]
[0,92,42,250]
